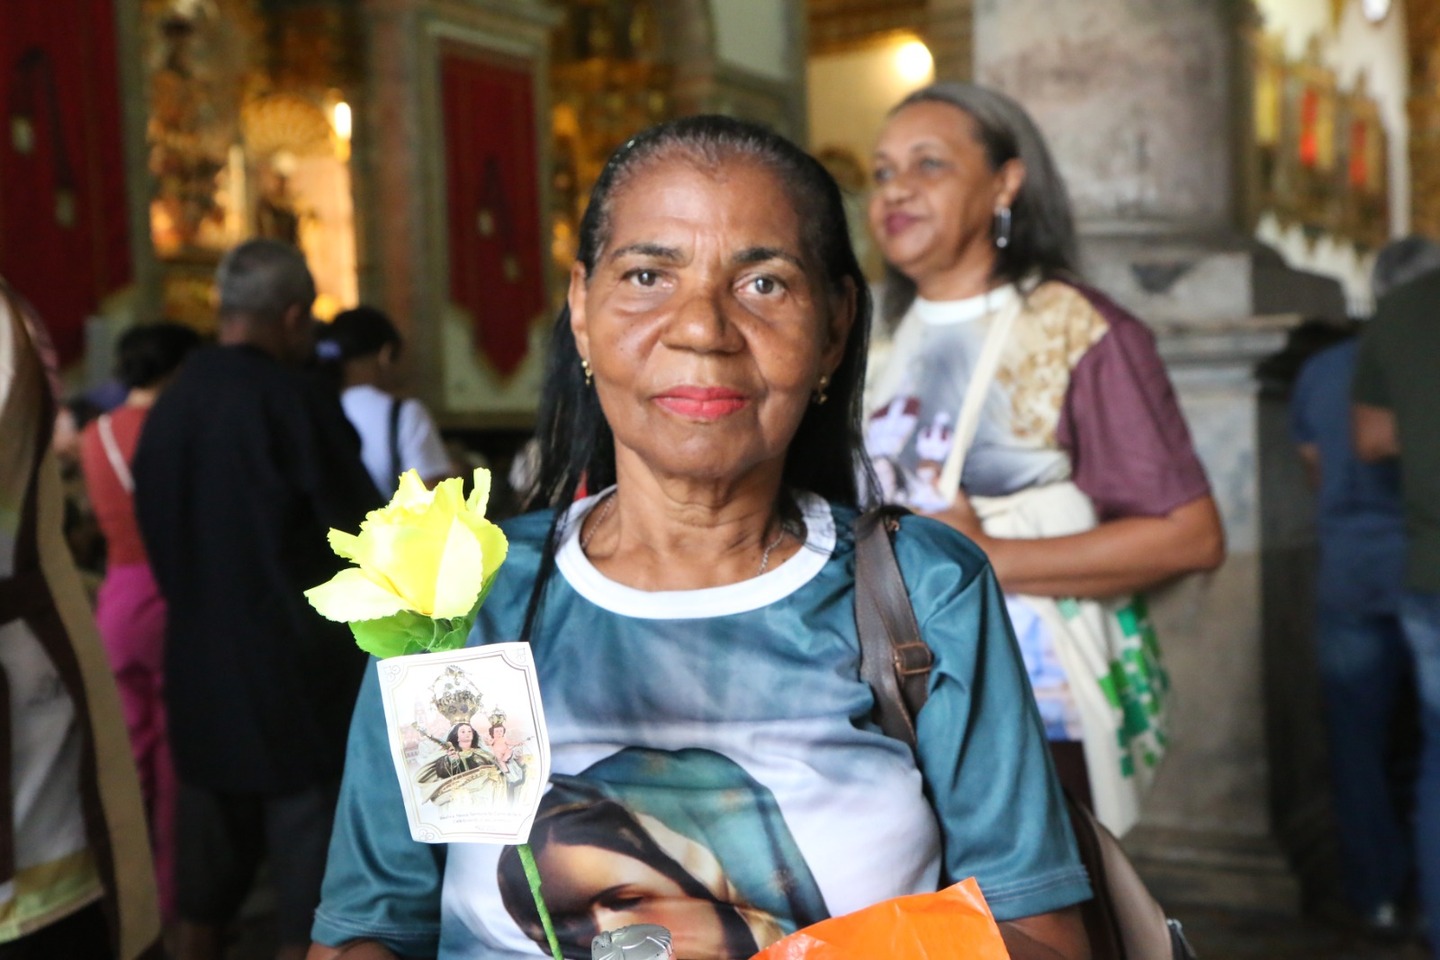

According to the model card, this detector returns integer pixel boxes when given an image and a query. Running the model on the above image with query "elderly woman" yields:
[864,82,1225,824]
[307,116,1090,960]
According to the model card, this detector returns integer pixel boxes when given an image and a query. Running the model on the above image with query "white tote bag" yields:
[940,299,1168,837]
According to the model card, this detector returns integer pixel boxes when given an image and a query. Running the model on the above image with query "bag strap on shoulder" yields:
[851,505,1191,960]
[388,395,403,488]
[854,505,931,746]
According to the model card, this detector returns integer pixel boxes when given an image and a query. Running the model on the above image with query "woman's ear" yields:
[997,158,1027,210]
[567,262,591,360]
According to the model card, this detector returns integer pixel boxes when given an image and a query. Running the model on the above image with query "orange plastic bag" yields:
[749,877,1010,959]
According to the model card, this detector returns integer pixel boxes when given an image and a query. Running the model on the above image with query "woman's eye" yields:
[626,269,660,287]
[872,167,893,185]
[918,157,945,172]
[748,276,781,296]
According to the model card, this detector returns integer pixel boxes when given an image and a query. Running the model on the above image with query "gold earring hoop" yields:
[581,358,594,387]
[814,374,830,406]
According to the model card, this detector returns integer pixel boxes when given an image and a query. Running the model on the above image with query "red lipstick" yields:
[884,213,918,236]
[654,386,749,420]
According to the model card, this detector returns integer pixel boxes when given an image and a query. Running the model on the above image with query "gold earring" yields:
[581,358,594,387]
[814,374,830,406]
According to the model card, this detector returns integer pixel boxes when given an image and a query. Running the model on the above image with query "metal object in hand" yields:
[591,924,674,960]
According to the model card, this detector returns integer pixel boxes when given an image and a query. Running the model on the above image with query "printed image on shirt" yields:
[1007,598,1083,741]
[866,394,962,513]
[496,747,828,960]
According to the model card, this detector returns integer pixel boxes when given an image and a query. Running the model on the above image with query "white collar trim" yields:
[555,489,836,619]
[911,283,1019,325]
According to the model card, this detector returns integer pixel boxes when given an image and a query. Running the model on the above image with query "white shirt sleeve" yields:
[397,398,453,482]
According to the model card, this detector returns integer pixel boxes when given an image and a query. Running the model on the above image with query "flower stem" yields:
[517,843,563,960]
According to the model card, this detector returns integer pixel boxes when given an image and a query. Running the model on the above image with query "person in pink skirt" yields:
[78,321,199,926]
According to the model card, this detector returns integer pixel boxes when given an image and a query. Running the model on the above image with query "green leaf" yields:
[422,616,475,653]
[349,610,434,659]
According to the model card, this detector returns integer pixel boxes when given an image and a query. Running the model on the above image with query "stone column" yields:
[975,0,1339,913]
[357,0,559,424]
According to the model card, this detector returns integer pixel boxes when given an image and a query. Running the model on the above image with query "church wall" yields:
[807,43,933,177]
[1251,0,1410,311]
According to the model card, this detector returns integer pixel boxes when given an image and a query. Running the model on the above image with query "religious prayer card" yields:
[375,644,550,844]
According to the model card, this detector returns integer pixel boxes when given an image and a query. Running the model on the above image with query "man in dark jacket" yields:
[134,240,380,960]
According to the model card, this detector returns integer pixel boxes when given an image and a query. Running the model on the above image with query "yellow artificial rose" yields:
[306,468,509,624]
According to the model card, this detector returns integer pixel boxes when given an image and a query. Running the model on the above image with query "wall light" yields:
[895,40,934,85]
[331,100,353,141]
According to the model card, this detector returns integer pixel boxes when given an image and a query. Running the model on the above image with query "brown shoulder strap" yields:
[853,506,933,745]
[852,506,1143,960]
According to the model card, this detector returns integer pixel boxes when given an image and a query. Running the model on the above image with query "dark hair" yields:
[520,115,874,643]
[115,322,201,389]
[880,82,1079,326]
[316,305,402,364]
[496,796,759,958]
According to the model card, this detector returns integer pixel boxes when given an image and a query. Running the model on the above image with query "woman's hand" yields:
[922,491,988,545]
[998,906,1091,960]
[926,493,1225,599]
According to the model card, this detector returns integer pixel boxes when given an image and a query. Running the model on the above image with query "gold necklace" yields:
[580,492,791,574]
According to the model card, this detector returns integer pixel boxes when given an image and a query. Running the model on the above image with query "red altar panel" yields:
[0,0,132,366]
[440,46,545,378]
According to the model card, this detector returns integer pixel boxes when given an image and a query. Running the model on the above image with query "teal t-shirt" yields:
[313,493,1090,959]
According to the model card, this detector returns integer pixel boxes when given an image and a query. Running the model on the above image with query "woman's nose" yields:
[661,287,743,354]
[877,172,913,203]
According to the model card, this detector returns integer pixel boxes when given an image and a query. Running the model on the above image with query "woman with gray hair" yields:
[865,82,1225,831]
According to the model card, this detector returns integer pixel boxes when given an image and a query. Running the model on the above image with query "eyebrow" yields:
[605,242,804,270]
[873,140,950,161]
[606,242,683,263]
[733,246,804,270]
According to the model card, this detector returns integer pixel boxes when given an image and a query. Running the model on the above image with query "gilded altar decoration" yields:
[142,0,359,328]
[549,1,672,277]
[1248,31,1390,252]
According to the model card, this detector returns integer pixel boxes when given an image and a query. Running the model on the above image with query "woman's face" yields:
[569,155,853,491]
[536,842,735,959]
[455,724,475,750]
[868,100,1021,290]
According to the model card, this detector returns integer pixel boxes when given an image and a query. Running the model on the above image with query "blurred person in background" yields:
[863,82,1223,825]
[133,240,380,960]
[0,276,161,959]
[78,321,201,931]
[1353,237,1440,960]
[1290,236,1440,939]
[315,305,456,495]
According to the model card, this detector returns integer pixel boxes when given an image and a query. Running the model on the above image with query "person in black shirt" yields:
[133,240,381,960]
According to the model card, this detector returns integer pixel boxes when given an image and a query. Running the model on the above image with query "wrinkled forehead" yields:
[596,149,809,260]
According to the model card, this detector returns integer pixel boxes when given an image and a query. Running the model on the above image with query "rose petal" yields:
[430,517,486,619]
[305,568,410,622]
[466,467,492,516]
[328,529,364,562]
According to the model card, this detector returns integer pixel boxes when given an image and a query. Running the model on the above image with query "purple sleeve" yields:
[1056,293,1211,521]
